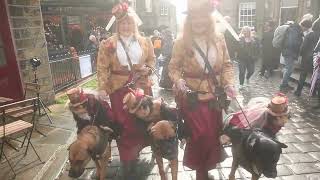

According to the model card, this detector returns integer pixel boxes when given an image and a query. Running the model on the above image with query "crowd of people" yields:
[221,14,320,108]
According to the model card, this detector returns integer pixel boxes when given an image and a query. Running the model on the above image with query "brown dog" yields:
[123,91,179,180]
[68,125,113,180]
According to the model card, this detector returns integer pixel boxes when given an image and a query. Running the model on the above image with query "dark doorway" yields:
[0,1,23,100]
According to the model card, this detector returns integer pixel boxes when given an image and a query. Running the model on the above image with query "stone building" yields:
[0,0,115,103]
[135,0,177,35]
[218,0,320,35]
[0,0,54,103]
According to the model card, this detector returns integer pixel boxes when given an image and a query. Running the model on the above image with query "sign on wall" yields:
[79,55,92,78]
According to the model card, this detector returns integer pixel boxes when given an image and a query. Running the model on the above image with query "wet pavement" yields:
[2,65,320,180]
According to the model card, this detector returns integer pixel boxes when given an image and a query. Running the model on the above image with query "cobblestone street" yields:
[56,65,320,180]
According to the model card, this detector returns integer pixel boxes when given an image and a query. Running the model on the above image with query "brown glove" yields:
[150,120,175,140]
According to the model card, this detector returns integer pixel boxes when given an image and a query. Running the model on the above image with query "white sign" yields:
[79,55,92,78]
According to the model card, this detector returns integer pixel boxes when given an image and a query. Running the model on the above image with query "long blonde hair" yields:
[115,15,141,38]
[182,14,217,50]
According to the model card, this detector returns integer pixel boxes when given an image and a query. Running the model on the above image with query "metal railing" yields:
[49,49,97,93]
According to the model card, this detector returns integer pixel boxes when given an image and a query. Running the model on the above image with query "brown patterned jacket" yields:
[168,33,234,100]
[97,34,155,95]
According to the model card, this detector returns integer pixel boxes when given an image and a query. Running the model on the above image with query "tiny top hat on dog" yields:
[123,88,145,113]
[267,94,289,116]
[66,87,88,107]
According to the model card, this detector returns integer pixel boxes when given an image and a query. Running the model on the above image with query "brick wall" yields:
[6,0,55,104]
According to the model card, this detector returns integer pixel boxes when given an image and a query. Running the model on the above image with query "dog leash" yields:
[233,97,252,129]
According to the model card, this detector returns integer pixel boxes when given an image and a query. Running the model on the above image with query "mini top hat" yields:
[185,0,218,14]
[267,93,289,116]
[66,87,88,108]
[123,88,145,113]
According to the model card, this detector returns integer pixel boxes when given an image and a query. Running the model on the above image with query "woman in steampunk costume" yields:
[96,2,155,179]
[168,0,236,179]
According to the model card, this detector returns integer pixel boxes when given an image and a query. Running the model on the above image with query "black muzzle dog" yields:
[224,126,287,180]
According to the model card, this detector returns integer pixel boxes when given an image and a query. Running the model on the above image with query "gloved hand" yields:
[137,65,152,76]
[173,79,188,96]
[97,90,110,102]
[225,85,236,99]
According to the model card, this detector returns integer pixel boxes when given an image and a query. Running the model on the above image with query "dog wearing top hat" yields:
[123,88,180,180]
[220,94,289,180]
[66,87,119,180]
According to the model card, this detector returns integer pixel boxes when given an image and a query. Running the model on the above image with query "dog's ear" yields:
[273,139,288,148]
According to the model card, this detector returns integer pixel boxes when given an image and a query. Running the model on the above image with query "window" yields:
[0,36,7,67]
[131,0,137,11]
[160,4,169,16]
[238,2,256,28]
[145,0,152,12]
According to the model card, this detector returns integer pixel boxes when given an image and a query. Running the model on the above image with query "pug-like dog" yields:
[123,89,180,180]
[66,87,116,134]
[68,125,113,180]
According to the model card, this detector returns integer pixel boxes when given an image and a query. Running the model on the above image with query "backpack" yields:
[272,24,289,49]
[282,24,303,53]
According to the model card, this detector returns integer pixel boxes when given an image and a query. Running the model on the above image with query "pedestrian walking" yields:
[168,0,236,179]
[237,26,259,89]
[96,2,155,179]
[279,22,303,92]
[294,19,319,96]
[159,29,174,89]
[259,21,281,78]
[310,17,320,108]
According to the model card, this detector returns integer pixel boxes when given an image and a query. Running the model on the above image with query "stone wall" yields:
[6,0,55,104]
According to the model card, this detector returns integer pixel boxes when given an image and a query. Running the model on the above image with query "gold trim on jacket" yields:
[97,35,155,94]
[168,33,234,96]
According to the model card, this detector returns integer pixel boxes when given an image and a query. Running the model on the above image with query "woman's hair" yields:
[239,26,252,38]
[182,14,217,50]
[115,15,140,38]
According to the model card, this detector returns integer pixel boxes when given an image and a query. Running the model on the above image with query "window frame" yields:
[160,3,169,16]
[238,2,256,28]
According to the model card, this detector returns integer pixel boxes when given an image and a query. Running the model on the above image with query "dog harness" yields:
[87,128,110,161]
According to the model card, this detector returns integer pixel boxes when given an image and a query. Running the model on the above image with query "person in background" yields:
[87,35,98,51]
[260,20,280,78]
[279,21,303,92]
[310,37,320,108]
[294,19,318,96]
[169,0,236,179]
[151,30,162,58]
[96,2,155,179]
[237,26,259,89]
[159,29,174,89]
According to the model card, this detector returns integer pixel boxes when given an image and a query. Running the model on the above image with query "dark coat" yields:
[261,30,281,68]
[300,30,319,71]
[282,23,303,59]
[237,37,259,62]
